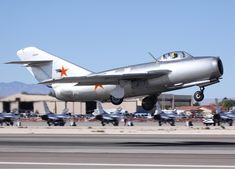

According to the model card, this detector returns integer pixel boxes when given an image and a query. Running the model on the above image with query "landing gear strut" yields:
[194,87,205,102]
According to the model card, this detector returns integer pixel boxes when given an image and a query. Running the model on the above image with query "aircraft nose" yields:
[210,57,223,79]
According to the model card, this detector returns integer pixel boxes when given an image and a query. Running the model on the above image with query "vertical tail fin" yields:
[155,102,162,115]
[7,47,92,82]
[94,101,105,115]
[43,101,51,114]
[215,98,221,114]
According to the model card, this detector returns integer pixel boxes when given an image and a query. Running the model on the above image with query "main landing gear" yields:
[142,95,157,111]
[110,95,123,105]
[194,87,205,102]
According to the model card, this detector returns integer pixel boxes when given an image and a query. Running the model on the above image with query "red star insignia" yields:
[59,66,68,77]
[94,84,104,90]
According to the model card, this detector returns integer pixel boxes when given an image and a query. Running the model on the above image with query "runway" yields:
[0,134,235,169]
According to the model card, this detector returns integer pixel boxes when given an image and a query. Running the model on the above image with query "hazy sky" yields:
[0,0,234,99]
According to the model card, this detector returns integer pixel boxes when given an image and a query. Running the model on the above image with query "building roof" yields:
[176,106,201,111]
[199,104,216,113]
[177,104,217,113]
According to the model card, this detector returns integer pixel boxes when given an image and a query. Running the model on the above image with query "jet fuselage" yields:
[52,56,223,102]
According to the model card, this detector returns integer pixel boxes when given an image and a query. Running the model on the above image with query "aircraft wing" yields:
[39,69,171,85]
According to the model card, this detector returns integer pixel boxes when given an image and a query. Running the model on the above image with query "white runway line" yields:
[0,162,235,168]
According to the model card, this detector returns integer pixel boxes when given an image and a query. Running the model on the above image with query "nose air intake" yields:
[217,58,223,76]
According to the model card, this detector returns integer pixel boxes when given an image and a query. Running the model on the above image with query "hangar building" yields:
[0,93,192,114]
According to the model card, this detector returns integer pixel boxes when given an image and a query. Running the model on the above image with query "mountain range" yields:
[0,81,51,97]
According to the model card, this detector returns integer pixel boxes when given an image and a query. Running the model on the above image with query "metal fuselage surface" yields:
[52,56,223,102]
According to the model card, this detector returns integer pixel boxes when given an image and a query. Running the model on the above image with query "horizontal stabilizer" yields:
[6,60,52,65]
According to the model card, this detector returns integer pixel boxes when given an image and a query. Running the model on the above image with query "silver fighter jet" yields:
[7,47,223,110]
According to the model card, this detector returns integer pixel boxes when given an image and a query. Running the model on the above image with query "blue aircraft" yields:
[213,100,235,126]
[93,101,124,126]
[0,110,20,126]
[41,101,71,126]
[153,102,178,126]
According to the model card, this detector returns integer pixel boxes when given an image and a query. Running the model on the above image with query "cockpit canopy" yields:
[158,51,193,62]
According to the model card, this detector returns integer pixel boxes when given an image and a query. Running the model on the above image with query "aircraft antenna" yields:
[148,52,158,61]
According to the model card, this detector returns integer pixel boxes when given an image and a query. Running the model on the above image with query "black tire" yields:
[110,96,123,105]
[169,120,175,126]
[59,122,65,126]
[142,95,157,111]
[194,91,204,102]
[154,114,161,120]
[113,120,119,126]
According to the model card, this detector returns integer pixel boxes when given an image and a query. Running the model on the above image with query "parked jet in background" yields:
[41,101,71,126]
[93,101,123,126]
[213,99,235,126]
[153,102,177,126]
[0,110,20,126]
[133,112,152,119]
[7,47,223,110]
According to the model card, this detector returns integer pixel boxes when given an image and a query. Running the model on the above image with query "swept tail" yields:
[6,47,92,82]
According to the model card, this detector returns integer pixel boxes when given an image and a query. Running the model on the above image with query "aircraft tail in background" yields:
[43,101,51,114]
[94,101,106,115]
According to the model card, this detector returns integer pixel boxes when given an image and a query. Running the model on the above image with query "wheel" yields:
[142,95,157,111]
[112,120,119,126]
[169,119,175,126]
[110,96,123,105]
[154,114,161,120]
[59,122,65,126]
[194,91,204,102]
[228,119,233,126]
[10,121,14,126]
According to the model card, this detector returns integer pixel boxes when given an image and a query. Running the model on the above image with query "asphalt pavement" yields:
[0,134,235,168]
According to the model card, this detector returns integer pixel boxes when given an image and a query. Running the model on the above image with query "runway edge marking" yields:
[0,162,235,168]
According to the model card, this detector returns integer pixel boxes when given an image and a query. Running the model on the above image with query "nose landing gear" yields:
[194,87,205,102]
